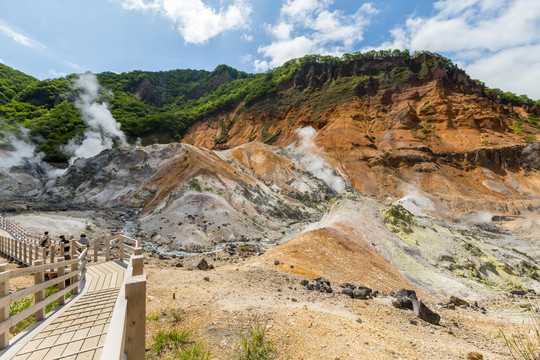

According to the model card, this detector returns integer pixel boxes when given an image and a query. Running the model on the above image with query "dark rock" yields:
[300,279,309,286]
[448,295,469,307]
[342,288,353,297]
[412,299,441,325]
[340,283,356,290]
[175,262,183,268]
[159,254,170,260]
[352,287,372,299]
[509,289,527,296]
[394,289,417,300]
[197,258,211,271]
[305,277,333,293]
[274,260,280,265]
[392,289,415,310]
[204,277,210,281]
[467,351,483,360]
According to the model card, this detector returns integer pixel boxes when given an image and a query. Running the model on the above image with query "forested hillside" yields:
[0,50,538,163]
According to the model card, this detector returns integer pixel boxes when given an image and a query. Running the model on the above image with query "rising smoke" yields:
[0,127,43,170]
[292,126,346,193]
[394,183,435,217]
[63,72,126,164]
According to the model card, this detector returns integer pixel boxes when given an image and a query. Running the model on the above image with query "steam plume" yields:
[63,73,126,164]
[0,127,43,169]
[293,126,346,193]
[394,184,434,217]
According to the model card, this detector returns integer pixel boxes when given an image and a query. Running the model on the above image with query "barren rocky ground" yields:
[143,250,536,360]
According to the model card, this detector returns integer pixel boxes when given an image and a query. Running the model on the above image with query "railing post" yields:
[49,245,56,264]
[23,242,27,265]
[42,245,47,264]
[131,255,144,276]
[60,243,65,260]
[57,257,65,306]
[106,239,111,261]
[134,247,142,256]
[33,259,45,321]
[93,240,98,262]
[119,238,124,262]
[124,275,146,360]
[0,263,9,349]
[70,240,79,294]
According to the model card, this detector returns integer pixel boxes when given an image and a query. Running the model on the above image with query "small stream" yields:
[125,220,308,258]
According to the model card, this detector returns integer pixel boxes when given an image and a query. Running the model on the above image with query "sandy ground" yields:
[143,252,535,360]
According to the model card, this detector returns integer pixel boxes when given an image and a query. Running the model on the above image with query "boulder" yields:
[352,287,372,300]
[412,299,441,325]
[448,295,470,307]
[197,258,211,270]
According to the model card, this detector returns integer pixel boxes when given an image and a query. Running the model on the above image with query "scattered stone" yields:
[175,262,183,268]
[356,318,363,323]
[392,289,416,310]
[412,298,441,325]
[409,320,417,325]
[290,264,294,268]
[197,258,212,271]
[304,277,333,293]
[291,298,297,302]
[340,283,356,290]
[300,279,309,286]
[204,277,210,281]
[509,289,527,296]
[274,260,280,265]
[352,287,372,300]
[342,288,354,297]
[448,295,469,307]
[467,351,483,360]
[158,254,170,260]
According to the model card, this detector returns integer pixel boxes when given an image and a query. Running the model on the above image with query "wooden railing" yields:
[101,248,145,360]
[0,215,40,246]
[87,234,140,263]
[0,243,88,349]
[0,216,146,359]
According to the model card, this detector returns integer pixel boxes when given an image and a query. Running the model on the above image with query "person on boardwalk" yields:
[40,231,50,248]
[59,235,70,259]
[78,233,90,249]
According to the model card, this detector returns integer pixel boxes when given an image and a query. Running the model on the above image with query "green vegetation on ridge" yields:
[0,50,538,163]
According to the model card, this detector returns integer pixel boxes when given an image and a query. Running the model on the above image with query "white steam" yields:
[63,73,126,164]
[0,128,43,169]
[394,184,434,217]
[463,211,493,224]
[292,126,346,193]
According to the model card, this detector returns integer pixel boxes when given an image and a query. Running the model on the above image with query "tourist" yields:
[59,235,70,259]
[78,233,90,249]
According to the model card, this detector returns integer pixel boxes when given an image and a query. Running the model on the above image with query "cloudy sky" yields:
[1,0,539,98]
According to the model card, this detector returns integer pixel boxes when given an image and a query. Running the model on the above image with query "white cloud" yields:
[0,23,45,50]
[379,0,540,98]
[120,0,252,44]
[49,69,67,78]
[66,61,81,70]
[0,59,4,64]
[255,1,378,69]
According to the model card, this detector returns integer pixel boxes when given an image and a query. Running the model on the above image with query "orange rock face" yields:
[182,74,540,217]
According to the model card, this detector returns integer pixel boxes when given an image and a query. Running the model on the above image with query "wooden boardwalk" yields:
[6,261,126,360]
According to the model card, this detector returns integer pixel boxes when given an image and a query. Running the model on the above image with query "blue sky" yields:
[1,0,539,98]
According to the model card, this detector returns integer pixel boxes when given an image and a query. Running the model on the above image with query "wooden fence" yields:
[101,249,146,360]
[0,242,88,349]
[0,216,147,359]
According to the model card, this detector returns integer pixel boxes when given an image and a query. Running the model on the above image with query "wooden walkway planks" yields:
[8,261,125,360]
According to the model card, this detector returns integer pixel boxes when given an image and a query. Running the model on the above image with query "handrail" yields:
[101,251,145,360]
[0,216,146,359]
[0,246,88,349]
